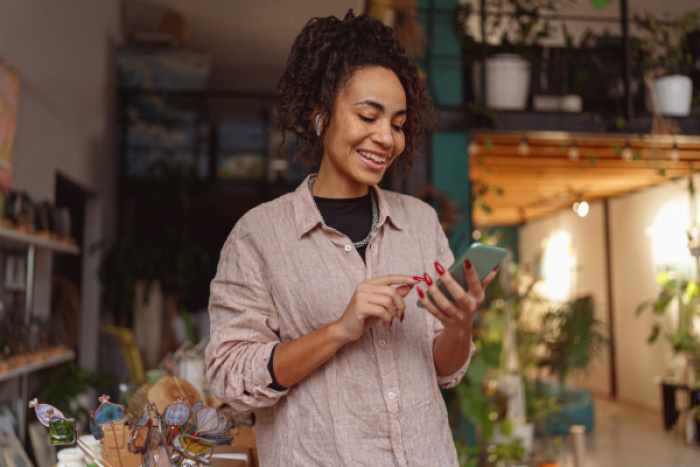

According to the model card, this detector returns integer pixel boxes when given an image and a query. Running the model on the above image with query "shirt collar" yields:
[293,174,405,240]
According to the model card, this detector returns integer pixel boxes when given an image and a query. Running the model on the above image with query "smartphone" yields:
[417,243,507,308]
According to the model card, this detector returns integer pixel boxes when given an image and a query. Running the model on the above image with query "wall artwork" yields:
[0,57,19,194]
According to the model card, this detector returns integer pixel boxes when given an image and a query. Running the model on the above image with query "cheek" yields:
[393,133,406,157]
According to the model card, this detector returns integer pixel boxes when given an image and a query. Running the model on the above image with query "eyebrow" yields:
[354,100,407,117]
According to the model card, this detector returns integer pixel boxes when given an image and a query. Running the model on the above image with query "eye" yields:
[392,124,404,132]
[358,114,375,123]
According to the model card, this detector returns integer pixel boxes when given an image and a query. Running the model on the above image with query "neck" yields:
[311,167,370,198]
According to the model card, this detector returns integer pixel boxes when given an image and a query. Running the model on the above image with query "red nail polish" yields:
[400,313,405,323]
[434,262,446,275]
[417,286,425,298]
[464,258,472,269]
[424,273,433,286]
[413,276,425,282]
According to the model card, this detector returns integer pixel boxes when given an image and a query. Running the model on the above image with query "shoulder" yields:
[378,188,439,225]
[227,192,297,244]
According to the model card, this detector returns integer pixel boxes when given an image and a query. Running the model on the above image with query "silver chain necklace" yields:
[308,175,378,249]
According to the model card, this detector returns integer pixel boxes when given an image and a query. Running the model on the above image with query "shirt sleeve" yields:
[429,210,476,389]
[206,230,289,412]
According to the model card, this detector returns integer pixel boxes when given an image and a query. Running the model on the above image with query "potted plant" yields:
[633,9,700,116]
[636,271,700,385]
[529,395,563,467]
[457,0,559,110]
[540,296,609,390]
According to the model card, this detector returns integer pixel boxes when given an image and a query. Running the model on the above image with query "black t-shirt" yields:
[313,193,373,262]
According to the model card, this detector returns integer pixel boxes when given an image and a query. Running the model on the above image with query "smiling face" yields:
[312,66,407,198]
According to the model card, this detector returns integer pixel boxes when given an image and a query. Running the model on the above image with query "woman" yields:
[206,10,498,466]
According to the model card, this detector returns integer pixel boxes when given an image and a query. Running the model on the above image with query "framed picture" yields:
[217,119,268,182]
[0,57,20,193]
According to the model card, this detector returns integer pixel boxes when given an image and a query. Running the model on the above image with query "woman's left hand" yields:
[417,259,499,335]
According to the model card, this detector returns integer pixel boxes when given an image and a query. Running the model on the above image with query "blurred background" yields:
[1,1,700,466]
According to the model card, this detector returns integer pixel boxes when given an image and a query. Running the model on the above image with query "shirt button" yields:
[388,391,396,399]
[344,245,352,252]
[378,339,386,348]
[397,445,406,454]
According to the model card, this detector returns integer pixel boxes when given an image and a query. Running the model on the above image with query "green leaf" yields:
[588,0,613,10]
[612,144,622,157]
[636,301,651,316]
[648,324,661,343]
[485,139,494,153]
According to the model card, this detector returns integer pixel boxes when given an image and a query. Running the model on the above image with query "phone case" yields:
[417,243,507,308]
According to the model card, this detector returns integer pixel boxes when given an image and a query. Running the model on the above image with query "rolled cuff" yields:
[207,340,289,413]
[436,340,476,389]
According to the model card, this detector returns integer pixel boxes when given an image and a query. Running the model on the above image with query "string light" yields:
[621,140,633,161]
[517,136,530,156]
[573,201,589,217]
[670,142,679,162]
[567,141,580,161]
[468,140,479,156]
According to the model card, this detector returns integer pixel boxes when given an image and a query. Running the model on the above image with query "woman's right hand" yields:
[333,275,420,343]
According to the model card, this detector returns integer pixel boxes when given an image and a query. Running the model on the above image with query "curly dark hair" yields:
[275,10,436,177]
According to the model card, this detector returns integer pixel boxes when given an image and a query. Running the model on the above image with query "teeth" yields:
[358,150,387,163]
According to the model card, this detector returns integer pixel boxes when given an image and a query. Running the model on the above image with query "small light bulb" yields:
[568,142,580,161]
[671,142,679,161]
[472,229,482,240]
[467,140,479,156]
[575,201,589,217]
[518,136,530,156]
[622,141,632,161]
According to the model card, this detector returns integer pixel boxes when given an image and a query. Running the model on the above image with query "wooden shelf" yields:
[0,349,75,383]
[0,226,79,255]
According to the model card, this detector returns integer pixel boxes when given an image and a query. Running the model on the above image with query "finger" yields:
[416,285,453,324]
[462,258,485,303]
[432,261,469,309]
[362,303,396,326]
[365,275,420,287]
[423,272,464,321]
[365,294,400,319]
[481,267,500,289]
[361,284,407,317]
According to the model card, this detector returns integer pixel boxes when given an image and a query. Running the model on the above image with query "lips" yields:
[358,150,388,164]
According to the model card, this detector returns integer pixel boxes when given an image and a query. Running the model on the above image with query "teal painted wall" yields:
[418,0,471,253]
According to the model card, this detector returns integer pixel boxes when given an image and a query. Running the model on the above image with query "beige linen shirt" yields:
[207,175,475,466]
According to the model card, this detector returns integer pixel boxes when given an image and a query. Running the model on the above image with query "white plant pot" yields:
[473,54,531,110]
[653,74,692,116]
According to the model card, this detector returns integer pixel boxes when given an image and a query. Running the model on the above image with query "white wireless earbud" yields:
[315,114,322,136]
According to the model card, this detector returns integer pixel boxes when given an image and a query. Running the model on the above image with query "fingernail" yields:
[400,313,405,323]
[417,286,425,298]
[424,273,433,286]
[494,266,500,272]
[434,262,446,275]
[464,258,472,269]
[413,276,425,282]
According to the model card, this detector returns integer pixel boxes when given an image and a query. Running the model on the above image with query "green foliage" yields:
[540,296,609,386]
[491,437,526,464]
[633,10,700,76]
[456,0,568,57]
[636,271,700,379]
[37,362,116,426]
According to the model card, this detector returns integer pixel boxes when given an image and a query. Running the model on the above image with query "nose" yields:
[371,120,394,149]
